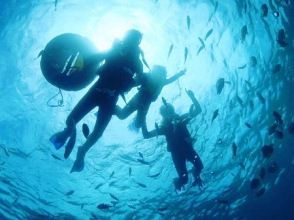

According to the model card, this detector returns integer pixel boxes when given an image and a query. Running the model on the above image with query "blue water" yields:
[0,0,294,219]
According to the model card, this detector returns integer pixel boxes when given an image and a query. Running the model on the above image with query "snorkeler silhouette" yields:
[50,29,144,172]
[142,89,203,191]
[115,65,186,129]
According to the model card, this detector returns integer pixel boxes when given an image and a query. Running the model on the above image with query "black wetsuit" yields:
[158,117,203,186]
[66,41,143,137]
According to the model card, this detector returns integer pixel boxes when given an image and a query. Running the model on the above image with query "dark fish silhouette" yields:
[65,190,74,196]
[54,0,58,11]
[216,78,225,95]
[277,29,288,47]
[51,154,62,161]
[129,167,132,176]
[236,95,244,106]
[273,111,283,125]
[256,92,265,104]
[136,181,147,188]
[232,143,237,157]
[256,187,265,197]
[250,56,257,67]
[259,167,266,179]
[184,47,188,63]
[109,171,115,179]
[268,161,279,173]
[186,15,191,30]
[261,4,268,17]
[274,130,284,139]
[211,109,219,124]
[268,123,278,135]
[261,144,274,158]
[205,29,213,40]
[137,158,150,165]
[197,37,205,55]
[158,206,168,212]
[238,64,247,69]
[250,178,260,189]
[167,44,174,58]
[82,123,90,138]
[148,172,161,178]
[138,152,144,159]
[245,122,252,129]
[288,122,294,135]
[272,64,282,74]
[241,25,248,42]
[95,183,103,190]
[217,199,229,205]
[109,193,119,201]
[97,203,112,210]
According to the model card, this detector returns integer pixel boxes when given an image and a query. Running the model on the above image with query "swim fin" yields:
[70,147,85,173]
[49,130,70,150]
[64,127,76,159]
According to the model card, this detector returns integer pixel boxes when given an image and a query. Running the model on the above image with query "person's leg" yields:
[171,150,188,190]
[115,93,139,120]
[135,101,151,128]
[71,105,113,172]
[50,89,96,149]
[186,146,204,187]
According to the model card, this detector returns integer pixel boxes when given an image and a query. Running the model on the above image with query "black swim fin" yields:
[64,127,76,159]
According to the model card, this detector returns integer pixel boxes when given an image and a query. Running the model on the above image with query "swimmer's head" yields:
[160,102,175,120]
[152,65,167,82]
[123,29,142,48]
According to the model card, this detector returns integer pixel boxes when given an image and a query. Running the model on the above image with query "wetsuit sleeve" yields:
[164,69,186,85]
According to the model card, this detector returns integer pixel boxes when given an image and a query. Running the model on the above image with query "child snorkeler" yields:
[115,65,186,128]
[141,89,203,191]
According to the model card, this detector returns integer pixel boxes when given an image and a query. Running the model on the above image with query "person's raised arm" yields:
[180,89,202,122]
[141,121,162,139]
[164,69,186,85]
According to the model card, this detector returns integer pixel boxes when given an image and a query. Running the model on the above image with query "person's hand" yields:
[178,68,187,76]
[185,89,195,99]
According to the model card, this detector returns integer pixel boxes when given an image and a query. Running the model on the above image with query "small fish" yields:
[274,130,284,139]
[186,15,191,30]
[217,199,229,205]
[259,167,266,179]
[109,193,119,201]
[136,181,147,188]
[51,154,62,161]
[82,123,90,138]
[238,64,247,69]
[95,183,103,190]
[256,92,265,104]
[205,29,213,40]
[184,47,188,63]
[138,152,144,159]
[0,144,10,157]
[261,144,274,158]
[148,172,161,178]
[65,190,74,196]
[54,0,58,11]
[268,123,278,135]
[273,111,283,125]
[236,95,244,106]
[232,143,237,157]
[109,171,115,179]
[211,109,219,124]
[216,78,225,95]
[277,29,288,47]
[197,45,205,55]
[97,203,112,210]
[288,122,294,135]
[137,158,150,165]
[250,178,260,189]
[256,187,265,197]
[128,167,132,177]
[167,44,174,58]
[198,37,205,47]
[241,25,248,42]
[261,4,268,17]
[272,64,282,74]
[268,161,279,173]
[245,122,252,129]
[158,206,168,212]
[250,56,257,67]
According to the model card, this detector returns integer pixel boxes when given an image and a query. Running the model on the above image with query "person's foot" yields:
[49,130,70,150]
[173,178,184,191]
[70,147,85,173]
[192,175,203,190]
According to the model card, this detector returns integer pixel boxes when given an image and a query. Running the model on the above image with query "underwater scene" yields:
[0,0,294,219]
